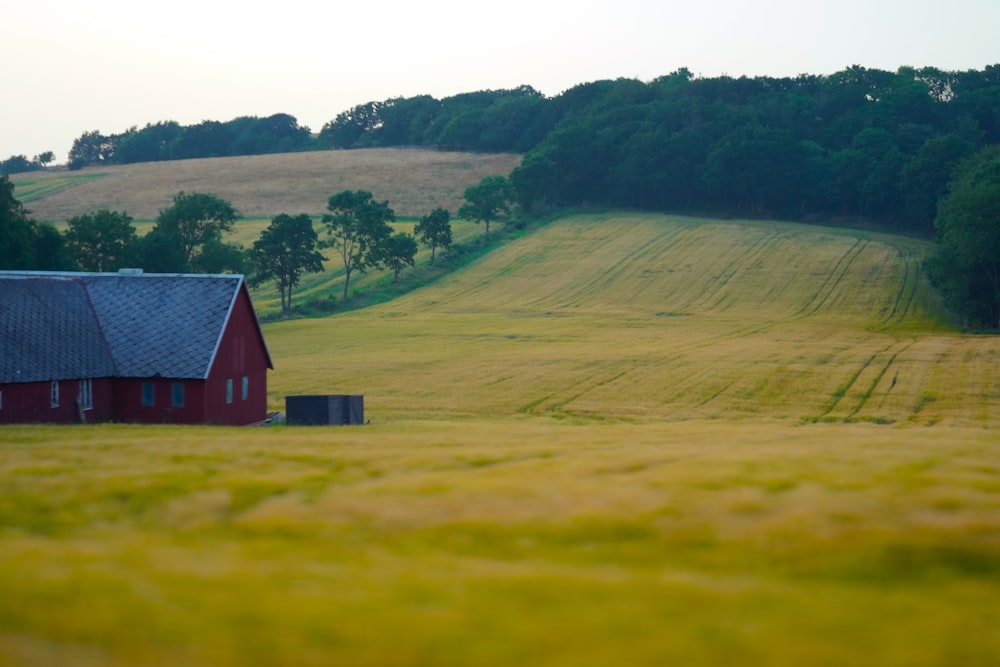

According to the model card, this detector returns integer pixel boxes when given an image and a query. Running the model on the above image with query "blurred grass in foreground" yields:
[1,419,998,666]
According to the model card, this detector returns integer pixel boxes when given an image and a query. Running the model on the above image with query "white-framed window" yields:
[51,381,60,408]
[242,376,249,401]
[79,379,93,410]
[226,379,233,404]
[142,382,155,407]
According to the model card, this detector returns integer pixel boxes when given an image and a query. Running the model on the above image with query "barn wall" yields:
[204,286,271,425]
[112,378,206,424]
[0,378,114,424]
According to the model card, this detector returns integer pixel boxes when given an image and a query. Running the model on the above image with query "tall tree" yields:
[64,210,139,272]
[150,192,240,268]
[414,207,452,262]
[322,190,394,300]
[250,213,325,318]
[457,175,513,234]
[926,146,1000,329]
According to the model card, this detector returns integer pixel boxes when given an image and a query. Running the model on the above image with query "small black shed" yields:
[285,395,364,425]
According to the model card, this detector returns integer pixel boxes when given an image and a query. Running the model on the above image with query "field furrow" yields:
[262,213,997,427]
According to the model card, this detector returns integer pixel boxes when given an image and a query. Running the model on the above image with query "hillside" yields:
[10,148,521,221]
[4,212,1000,666]
[265,213,999,427]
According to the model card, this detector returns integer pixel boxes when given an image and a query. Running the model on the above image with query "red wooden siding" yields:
[112,378,207,425]
[204,285,271,425]
[0,379,114,425]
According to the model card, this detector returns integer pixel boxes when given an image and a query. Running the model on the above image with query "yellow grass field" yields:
[9,149,522,222]
[2,212,999,666]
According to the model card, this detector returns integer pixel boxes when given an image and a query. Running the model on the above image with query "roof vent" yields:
[118,268,143,275]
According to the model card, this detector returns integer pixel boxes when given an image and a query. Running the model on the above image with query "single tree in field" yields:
[926,146,1000,329]
[383,231,418,281]
[458,175,513,234]
[64,209,139,272]
[414,207,452,262]
[250,213,325,318]
[323,190,394,300]
[151,191,240,269]
[34,151,56,168]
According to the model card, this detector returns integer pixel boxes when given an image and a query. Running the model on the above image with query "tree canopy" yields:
[147,192,241,272]
[926,146,1000,329]
[64,210,139,272]
[250,213,325,318]
[322,190,395,300]
[414,208,452,263]
[458,176,513,234]
[0,176,72,270]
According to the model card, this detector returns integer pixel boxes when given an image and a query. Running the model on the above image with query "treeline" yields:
[1,172,515,319]
[64,113,314,169]
[0,152,56,175]
[322,65,1000,233]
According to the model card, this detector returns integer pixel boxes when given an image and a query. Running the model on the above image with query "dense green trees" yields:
[145,192,242,273]
[67,114,314,168]
[1,151,56,175]
[926,146,1000,329]
[64,210,139,272]
[53,65,1000,234]
[0,176,72,270]
[250,214,325,318]
[0,176,38,268]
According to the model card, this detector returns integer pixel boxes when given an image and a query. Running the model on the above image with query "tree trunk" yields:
[342,268,352,301]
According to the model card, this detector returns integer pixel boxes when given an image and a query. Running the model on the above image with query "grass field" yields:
[2,211,999,666]
[9,149,522,222]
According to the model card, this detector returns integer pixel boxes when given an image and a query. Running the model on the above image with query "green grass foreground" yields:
[1,420,999,666]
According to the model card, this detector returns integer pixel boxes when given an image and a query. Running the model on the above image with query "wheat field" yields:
[10,149,522,221]
[2,211,999,666]
[266,213,997,427]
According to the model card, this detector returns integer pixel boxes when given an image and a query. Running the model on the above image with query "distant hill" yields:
[11,148,521,222]
[267,212,1000,427]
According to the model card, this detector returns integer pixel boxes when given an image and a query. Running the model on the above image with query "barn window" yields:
[51,381,60,408]
[242,376,249,401]
[171,383,185,408]
[142,382,155,406]
[226,379,233,404]
[79,379,93,410]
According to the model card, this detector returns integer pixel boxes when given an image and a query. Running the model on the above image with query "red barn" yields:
[0,270,273,425]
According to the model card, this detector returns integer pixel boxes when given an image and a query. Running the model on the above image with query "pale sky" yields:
[3,0,998,162]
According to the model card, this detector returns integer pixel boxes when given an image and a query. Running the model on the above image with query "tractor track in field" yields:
[518,369,630,415]
[701,231,788,312]
[880,244,921,325]
[552,220,702,310]
[795,239,870,319]
[816,343,893,419]
[852,341,914,416]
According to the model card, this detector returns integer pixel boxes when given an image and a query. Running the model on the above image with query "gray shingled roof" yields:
[1,276,117,383]
[0,272,251,383]
[82,274,242,379]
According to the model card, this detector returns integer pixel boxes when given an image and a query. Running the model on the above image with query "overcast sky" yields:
[3,0,998,162]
